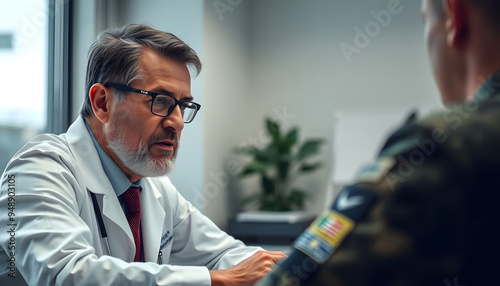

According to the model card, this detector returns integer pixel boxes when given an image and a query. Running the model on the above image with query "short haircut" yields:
[81,24,202,118]
[434,0,500,27]
[470,0,500,28]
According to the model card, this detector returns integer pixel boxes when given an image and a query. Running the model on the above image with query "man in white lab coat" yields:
[0,24,285,285]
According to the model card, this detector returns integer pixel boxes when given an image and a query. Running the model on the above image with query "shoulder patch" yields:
[294,184,377,263]
[294,210,354,263]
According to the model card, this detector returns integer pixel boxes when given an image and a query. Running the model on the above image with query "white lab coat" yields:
[0,117,261,285]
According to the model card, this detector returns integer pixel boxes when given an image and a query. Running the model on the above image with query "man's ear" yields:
[89,83,112,123]
[444,0,468,48]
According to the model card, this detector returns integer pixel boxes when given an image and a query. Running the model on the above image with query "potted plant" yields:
[235,118,325,212]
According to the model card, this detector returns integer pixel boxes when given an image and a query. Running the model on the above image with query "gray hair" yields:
[80,24,202,118]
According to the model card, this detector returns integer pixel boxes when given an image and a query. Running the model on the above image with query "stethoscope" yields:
[89,191,163,264]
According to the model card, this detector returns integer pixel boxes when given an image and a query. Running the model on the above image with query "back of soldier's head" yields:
[471,0,500,29]
[434,0,500,29]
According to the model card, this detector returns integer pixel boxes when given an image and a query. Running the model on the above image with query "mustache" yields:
[147,129,179,146]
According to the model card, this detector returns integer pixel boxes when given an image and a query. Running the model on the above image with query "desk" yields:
[227,217,314,250]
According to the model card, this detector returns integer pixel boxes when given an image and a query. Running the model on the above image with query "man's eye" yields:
[153,97,168,105]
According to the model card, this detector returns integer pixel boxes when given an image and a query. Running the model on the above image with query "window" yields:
[0,0,70,172]
[0,0,48,171]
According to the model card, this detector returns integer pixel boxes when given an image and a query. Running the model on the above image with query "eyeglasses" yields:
[105,83,201,123]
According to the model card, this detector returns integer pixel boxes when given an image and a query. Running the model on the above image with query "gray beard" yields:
[107,130,178,178]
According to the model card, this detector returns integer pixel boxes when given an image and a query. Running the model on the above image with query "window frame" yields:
[46,0,72,134]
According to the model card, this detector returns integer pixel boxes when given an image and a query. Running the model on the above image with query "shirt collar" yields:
[84,119,140,196]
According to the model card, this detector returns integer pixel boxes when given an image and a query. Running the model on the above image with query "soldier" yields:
[259,0,500,285]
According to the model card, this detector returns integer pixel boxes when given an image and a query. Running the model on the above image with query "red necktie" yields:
[121,186,141,262]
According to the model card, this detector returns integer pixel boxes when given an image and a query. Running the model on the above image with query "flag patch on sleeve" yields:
[294,210,354,263]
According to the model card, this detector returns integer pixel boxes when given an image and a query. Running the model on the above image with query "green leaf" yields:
[277,161,290,181]
[297,139,324,160]
[262,197,292,211]
[240,193,264,207]
[286,128,298,145]
[261,203,287,212]
[300,162,323,173]
[279,128,298,153]
[235,146,274,163]
[278,153,294,162]
[261,175,275,195]
[234,119,326,212]
[266,118,280,143]
[239,160,272,176]
[257,146,276,162]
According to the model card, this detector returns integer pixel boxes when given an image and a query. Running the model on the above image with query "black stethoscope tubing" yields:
[89,190,163,263]
[90,191,113,256]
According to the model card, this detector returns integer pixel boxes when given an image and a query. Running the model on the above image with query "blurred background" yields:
[0,0,441,230]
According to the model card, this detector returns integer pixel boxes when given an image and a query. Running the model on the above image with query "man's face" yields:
[422,0,466,104]
[105,48,192,178]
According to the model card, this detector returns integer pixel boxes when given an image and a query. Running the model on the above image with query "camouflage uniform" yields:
[260,71,500,286]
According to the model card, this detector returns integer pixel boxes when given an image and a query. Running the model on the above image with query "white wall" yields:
[245,0,442,208]
[201,1,252,227]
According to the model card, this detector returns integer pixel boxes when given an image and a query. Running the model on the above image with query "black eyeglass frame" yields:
[104,83,201,123]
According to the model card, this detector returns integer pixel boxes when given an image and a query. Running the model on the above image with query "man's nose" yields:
[162,105,184,133]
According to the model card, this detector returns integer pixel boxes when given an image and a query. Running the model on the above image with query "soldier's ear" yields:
[89,83,112,123]
[444,0,469,49]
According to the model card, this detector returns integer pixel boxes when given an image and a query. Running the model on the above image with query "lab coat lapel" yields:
[66,117,136,261]
[141,179,166,262]
[100,191,136,261]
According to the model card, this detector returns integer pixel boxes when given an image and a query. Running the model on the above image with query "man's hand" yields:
[210,250,287,286]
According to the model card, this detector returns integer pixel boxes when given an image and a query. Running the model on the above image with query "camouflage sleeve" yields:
[265,105,500,285]
[308,109,500,286]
